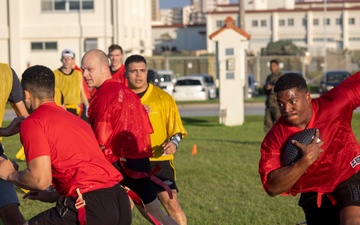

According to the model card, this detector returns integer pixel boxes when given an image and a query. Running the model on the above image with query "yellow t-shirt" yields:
[53,69,82,107]
[0,63,13,142]
[141,84,187,161]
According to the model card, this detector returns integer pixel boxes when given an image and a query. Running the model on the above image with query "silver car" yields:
[173,74,217,101]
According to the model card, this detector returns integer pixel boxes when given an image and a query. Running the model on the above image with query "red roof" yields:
[209,17,251,40]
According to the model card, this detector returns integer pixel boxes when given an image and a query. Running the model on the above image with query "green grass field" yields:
[2,114,360,225]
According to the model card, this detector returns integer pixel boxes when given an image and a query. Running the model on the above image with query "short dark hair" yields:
[124,55,147,70]
[274,73,308,93]
[270,59,279,65]
[108,44,123,54]
[21,65,55,99]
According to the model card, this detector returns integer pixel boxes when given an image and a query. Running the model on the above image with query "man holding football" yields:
[259,72,360,225]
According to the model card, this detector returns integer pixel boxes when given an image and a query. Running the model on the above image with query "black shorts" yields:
[151,160,178,193]
[299,171,360,225]
[28,184,131,225]
[113,158,157,204]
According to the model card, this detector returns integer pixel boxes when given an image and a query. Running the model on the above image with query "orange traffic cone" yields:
[191,144,197,155]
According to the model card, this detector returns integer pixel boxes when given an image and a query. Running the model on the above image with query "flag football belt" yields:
[70,180,119,225]
[316,192,337,208]
[122,186,162,225]
[119,159,173,199]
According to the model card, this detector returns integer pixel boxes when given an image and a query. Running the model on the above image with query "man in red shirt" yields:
[0,65,131,225]
[82,49,177,225]
[259,72,360,225]
[108,44,128,86]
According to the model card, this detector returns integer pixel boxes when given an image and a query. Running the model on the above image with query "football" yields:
[281,128,319,166]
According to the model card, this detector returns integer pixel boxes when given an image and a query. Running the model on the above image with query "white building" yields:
[1,0,153,75]
[206,0,360,56]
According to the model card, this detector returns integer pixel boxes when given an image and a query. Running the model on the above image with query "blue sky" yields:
[159,0,238,9]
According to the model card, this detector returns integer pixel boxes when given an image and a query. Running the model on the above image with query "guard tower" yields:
[209,17,251,126]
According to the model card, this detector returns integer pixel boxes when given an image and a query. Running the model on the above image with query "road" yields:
[5,101,360,119]
[3,103,265,121]
[177,103,264,117]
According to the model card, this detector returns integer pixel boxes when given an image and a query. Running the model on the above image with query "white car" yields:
[173,74,217,101]
[157,70,176,96]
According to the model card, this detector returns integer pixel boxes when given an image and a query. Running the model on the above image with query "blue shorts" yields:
[0,179,20,209]
[0,149,20,209]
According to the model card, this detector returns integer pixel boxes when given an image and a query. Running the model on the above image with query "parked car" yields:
[319,70,351,95]
[173,74,217,101]
[247,74,259,98]
[157,70,176,96]
[147,69,160,87]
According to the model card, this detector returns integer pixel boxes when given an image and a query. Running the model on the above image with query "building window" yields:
[41,0,94,12]
[31,41,57,51]
[252,20,258,27]
[225,48,234,56]
[302,18,307,26]
[261,20,267,27]
[279,19,285,26]
[288,18,294,26]
[226,72,234,80]
[216,20,224,28]
[325,18,330,25]
[84,38,97,52]
[349,18,355,25]
[313,18,319,26]
[336,18,342,25]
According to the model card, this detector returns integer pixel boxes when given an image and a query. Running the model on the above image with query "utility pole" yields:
[238,0,245,29]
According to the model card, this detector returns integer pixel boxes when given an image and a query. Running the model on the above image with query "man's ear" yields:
[24,90,31,101]
[306,91,311,102]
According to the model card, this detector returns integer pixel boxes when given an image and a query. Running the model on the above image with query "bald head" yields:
[81,49,112,88]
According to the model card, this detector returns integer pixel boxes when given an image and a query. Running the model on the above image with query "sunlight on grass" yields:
[2,114,360,224]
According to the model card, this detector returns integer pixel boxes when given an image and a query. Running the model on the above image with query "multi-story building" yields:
[206,0,360,55]
[1,0,152,74]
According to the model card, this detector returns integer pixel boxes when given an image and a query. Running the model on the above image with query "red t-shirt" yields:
[88,79,153,163]
[111,64,128,87]
[20,102,122,196]
[259,71,360,195]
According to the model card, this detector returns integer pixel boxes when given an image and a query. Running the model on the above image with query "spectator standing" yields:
[82,49,178,225]
[125,54,188,225]
[263,59,283,133]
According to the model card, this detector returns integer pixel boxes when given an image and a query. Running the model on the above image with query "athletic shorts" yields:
[113,158,157,204]
[28,184,131,225]
[0,149,20,209]
[299,170,360,225]
[150,160,178,193]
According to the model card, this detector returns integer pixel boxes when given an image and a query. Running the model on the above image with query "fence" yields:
[146,50,359,87]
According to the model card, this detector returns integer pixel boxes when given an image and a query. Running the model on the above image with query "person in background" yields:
[0,62,28,225]
[259,72,360,225]
[263,59,283,133]
[125,54,188,225]
[82,49,178,225]
[108,44,128,86]
[0,65,131,225]
[54,48,89,116]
